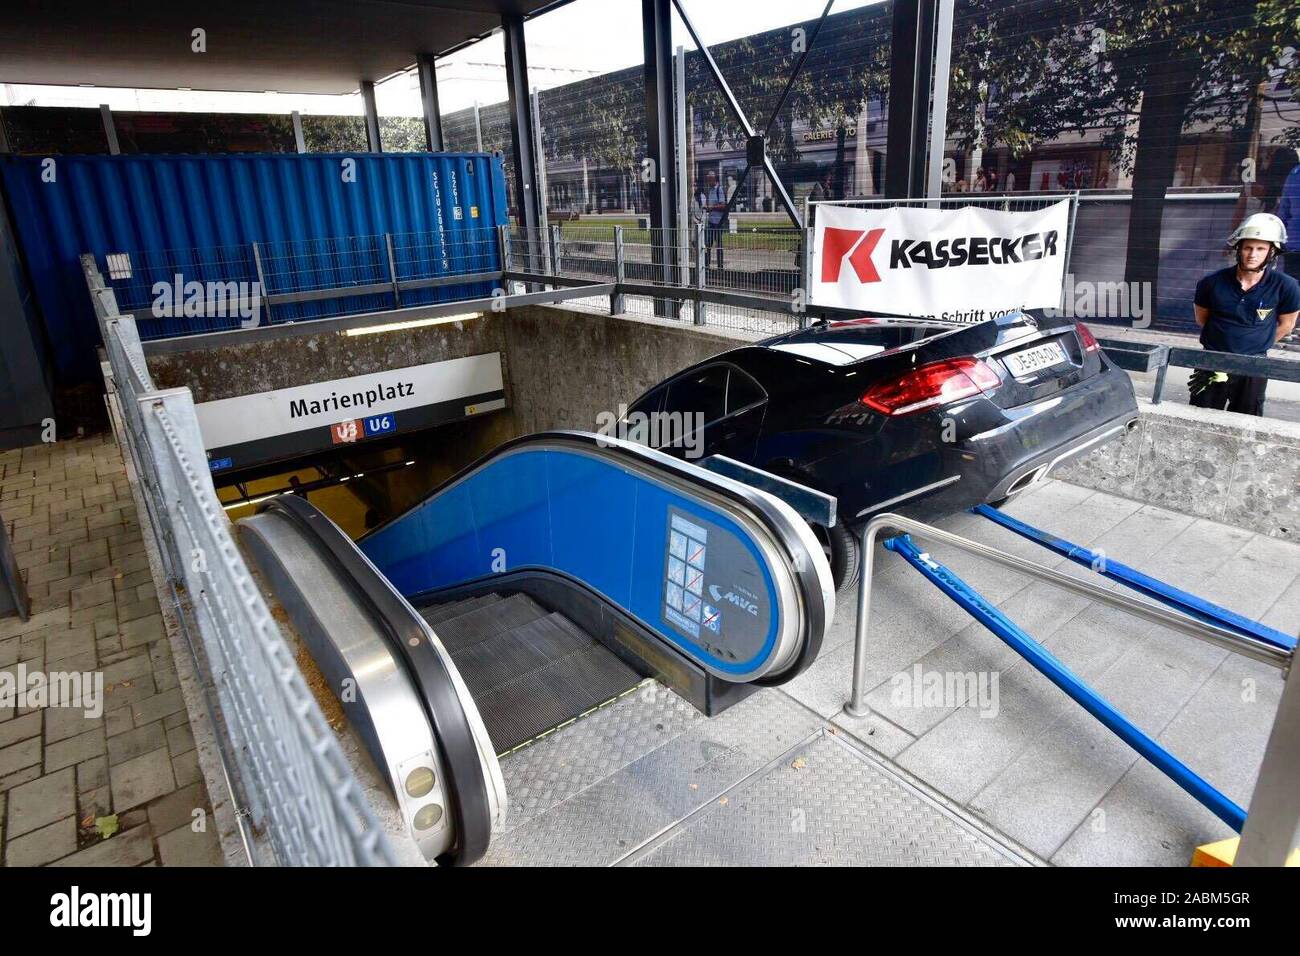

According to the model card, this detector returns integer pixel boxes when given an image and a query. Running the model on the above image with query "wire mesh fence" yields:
[502,220,806,336]
[102,227,505,338]
[85,256,396,866]
[97,216,811,342]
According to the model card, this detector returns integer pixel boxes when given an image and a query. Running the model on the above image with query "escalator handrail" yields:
[263,493,493,867]
[361,430,831,681]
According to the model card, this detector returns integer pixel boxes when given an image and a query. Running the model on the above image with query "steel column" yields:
[925,0,955,199]
[291,111,306,153]
[884,0,936,198]
[360,80,382,153]
[416,53,445,152]
[1237,669,1300,866]
[643,0,680,316]
[100,104,120,155]
[503,13,541,246]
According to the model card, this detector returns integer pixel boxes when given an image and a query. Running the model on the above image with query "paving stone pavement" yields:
[1,433,222,867]
[782,479,1300,867]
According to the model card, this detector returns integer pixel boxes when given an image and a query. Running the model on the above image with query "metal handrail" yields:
[845,511,1298,866]
[847,514,1290,717]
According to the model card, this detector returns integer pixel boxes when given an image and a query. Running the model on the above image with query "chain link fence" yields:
[85,255,396,867]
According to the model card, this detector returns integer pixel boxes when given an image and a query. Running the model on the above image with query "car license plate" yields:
[1003,341,1067,377]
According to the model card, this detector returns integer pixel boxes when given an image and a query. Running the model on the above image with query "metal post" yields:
[1061,191,1081,306]
[384,233,401,307]
[360,80,382,153]
[1236,668,1300,866]
[251,241,272,325]
[502,13,541,262]
[612,225,626,315]
[291,111,306,154]
[884,0,936,198]
[416,53,444,152]
[694,222,707,326]
[925,0,955,200]
[497,223,513,275]
[473,101,484,152]
[799,226,814,329]
[532,88,551,276]
[100,104,120,155]
[644,0,680,317]
[549,223,562,276]
[1152,355,1169,404]
[675,45,690,289]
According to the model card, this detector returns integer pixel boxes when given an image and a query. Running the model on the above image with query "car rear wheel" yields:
[812,522,860,593]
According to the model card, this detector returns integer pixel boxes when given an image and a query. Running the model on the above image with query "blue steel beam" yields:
[884,532,1247,832]
[972,504,1296,652]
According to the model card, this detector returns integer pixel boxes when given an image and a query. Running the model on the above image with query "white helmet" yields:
[1227,213,1288,251]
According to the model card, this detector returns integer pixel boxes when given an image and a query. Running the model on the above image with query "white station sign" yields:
[194,352,504,451]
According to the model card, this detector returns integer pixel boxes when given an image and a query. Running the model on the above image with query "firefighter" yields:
[1189,213,1299,416]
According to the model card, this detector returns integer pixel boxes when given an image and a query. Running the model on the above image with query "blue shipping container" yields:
[0,152,510,381]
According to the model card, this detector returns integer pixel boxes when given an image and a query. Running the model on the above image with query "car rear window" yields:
[664,367,727,425]
[727,368,765,413]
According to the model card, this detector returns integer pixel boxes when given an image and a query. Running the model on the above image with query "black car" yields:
[622,312,1138,590]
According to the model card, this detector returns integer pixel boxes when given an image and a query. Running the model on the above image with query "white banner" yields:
[810,200,1070,320]
[194,352,504,449]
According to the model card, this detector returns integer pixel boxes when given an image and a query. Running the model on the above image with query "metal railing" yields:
[845,512,1299,867]
[103,227,504,338]
[85,255,396,867]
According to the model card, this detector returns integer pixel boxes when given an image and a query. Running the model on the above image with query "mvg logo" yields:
[821,227,885,283]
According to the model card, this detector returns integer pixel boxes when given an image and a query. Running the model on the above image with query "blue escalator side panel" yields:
[361,446,782,677]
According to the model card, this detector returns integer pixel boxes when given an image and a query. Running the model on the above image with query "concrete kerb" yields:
[1054,396,1300,540]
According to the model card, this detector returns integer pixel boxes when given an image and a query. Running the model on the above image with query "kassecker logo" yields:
[822,226,1061,283]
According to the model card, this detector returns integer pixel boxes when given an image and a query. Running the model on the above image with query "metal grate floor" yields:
[421,592,641,754]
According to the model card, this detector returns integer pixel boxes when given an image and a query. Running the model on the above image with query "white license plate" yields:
[1003,341,1067,377]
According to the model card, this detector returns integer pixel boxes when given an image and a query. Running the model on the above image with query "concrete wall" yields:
[146,311,514,405]
[1055,397,1300,540]
[144,302,1295,540]
[499,306,753,434]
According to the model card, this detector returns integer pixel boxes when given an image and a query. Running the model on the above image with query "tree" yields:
[946,0,1300,308]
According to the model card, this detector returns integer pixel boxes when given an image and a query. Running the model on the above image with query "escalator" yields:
[237,431,835,865]
[417,592,641,754]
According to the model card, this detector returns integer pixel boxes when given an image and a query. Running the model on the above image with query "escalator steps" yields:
[422,592,641,754]
[473,643,640,755]
[452,613,592,699]
[419,593,503,627]
[425,594,548,652]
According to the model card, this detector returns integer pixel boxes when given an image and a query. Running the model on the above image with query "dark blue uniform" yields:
[1190,265,1300,415]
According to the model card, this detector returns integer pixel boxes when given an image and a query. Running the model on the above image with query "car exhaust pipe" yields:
[1007,465,1050,496]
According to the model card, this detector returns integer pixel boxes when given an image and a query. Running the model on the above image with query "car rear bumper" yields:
[864,363,1138,523]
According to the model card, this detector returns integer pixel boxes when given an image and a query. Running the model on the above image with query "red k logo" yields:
[821,227,885,283]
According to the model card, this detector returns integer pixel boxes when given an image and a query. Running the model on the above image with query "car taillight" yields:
[1075,321,1100,353]
[860,357,1001,416]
